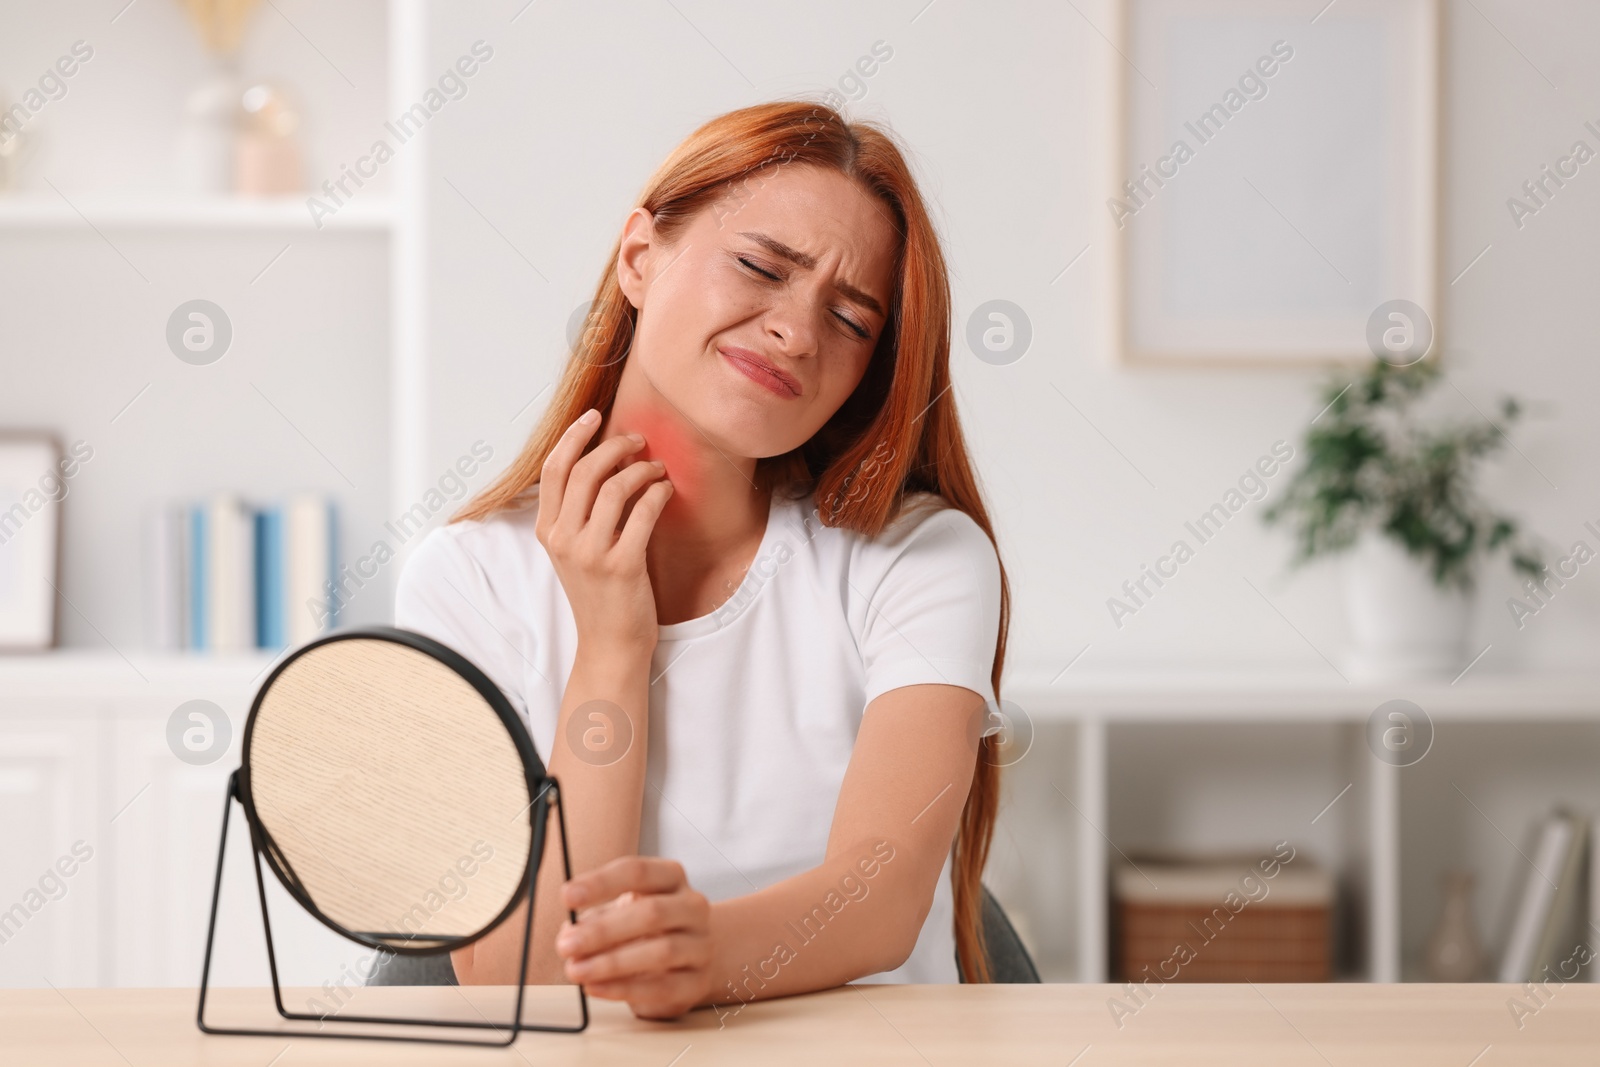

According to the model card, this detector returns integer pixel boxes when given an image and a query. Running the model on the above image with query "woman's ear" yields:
[615,207,657,311]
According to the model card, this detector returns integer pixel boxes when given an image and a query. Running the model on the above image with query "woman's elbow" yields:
[857,917,922,978]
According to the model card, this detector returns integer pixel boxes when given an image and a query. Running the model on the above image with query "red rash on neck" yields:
[605,401,705,510]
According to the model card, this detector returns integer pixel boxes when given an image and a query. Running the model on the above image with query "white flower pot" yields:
[1341,532,1474,681]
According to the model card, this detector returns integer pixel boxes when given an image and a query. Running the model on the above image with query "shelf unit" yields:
[1003,670,1600,721]
[0,650,279,697]
[0,196,395,230]
[0,1,429,987]
[990,668,1600,983]
[1,0,428,648]
[5,652,1596,985]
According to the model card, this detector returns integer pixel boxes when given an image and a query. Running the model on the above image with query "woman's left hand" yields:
[554,856,714,1020]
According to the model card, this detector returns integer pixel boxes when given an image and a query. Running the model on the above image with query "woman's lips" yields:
[719,346,800,398]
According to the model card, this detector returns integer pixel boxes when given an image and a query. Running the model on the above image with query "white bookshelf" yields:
[0,650,279,697]
[0,196,396,230]
[0,0,429,988]
[988,668,1600,983]
[1,0,419,651]
[1003,670,1600,721]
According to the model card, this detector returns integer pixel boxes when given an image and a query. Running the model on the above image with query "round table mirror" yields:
[240,626,545,954]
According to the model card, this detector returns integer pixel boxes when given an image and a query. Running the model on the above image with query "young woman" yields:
[393,99,1012,1020]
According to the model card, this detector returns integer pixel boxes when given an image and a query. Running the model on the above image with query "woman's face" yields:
[614,163,899,466]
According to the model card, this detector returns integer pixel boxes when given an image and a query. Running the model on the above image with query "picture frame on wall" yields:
[1108,0,1441,365]
[0,433,65,650]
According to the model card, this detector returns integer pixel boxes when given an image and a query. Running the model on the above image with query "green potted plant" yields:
[1263,359,1543,680]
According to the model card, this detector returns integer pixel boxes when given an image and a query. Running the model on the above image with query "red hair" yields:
[451,99,1012,982]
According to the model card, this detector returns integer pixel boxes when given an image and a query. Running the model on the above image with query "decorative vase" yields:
[176,60,241,193]
[1425,871,1484,982]
[1342,531,1474,681]
[0,90,36,190]
[234,83,303,195]
[174,0,263,193]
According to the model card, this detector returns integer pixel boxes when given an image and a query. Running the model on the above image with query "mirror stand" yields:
[195,769,589,1047]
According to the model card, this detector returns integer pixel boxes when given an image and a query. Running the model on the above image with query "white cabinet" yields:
[0,705,103,987]
[106,704,238,988]
[1,655,372,990]
[106,706,375,991]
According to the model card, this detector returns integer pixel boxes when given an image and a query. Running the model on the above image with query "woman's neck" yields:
[596,384,771,574]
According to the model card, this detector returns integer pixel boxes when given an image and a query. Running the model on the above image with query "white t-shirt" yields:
[391,483,1003,983]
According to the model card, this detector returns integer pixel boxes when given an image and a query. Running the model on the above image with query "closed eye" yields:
[836,312,871,340]
[737,256,871,340]
[738,255,780,281]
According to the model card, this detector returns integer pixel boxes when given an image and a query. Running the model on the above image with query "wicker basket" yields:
[1112,852,1334,982]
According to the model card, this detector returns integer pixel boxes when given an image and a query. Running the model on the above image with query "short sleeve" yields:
[856,504,1001,709]
[392,525,535,722]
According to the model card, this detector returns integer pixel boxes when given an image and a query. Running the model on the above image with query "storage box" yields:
[1112,852,1334,982]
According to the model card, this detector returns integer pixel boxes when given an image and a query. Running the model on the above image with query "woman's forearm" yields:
[549,640,656,865]
[696,834,927,1010]
[455,641,654,984]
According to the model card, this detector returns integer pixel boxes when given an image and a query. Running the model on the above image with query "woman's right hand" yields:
[536,408,674,656]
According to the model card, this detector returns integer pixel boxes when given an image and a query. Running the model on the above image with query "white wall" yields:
[413,0,1600,680]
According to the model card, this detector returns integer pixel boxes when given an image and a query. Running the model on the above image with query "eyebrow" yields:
[735,230,885,318]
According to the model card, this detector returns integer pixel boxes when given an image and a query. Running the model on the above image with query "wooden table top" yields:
[3,982,1595,1065]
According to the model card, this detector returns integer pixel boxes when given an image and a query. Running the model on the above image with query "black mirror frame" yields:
[196,625,589,1047]
[238,625,545,957]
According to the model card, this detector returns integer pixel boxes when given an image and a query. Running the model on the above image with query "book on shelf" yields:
[141,504,186,650]
[1497,806,1590,983]
[207,495,253,651]
[142,492,338,654]
[255,506,284,650]
[285,493,336,646]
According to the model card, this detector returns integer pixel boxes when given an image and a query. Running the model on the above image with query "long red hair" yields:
[450,99,1012,982]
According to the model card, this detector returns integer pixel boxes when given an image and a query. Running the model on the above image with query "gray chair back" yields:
[364,949,457,986]
[967,884,1040,983]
